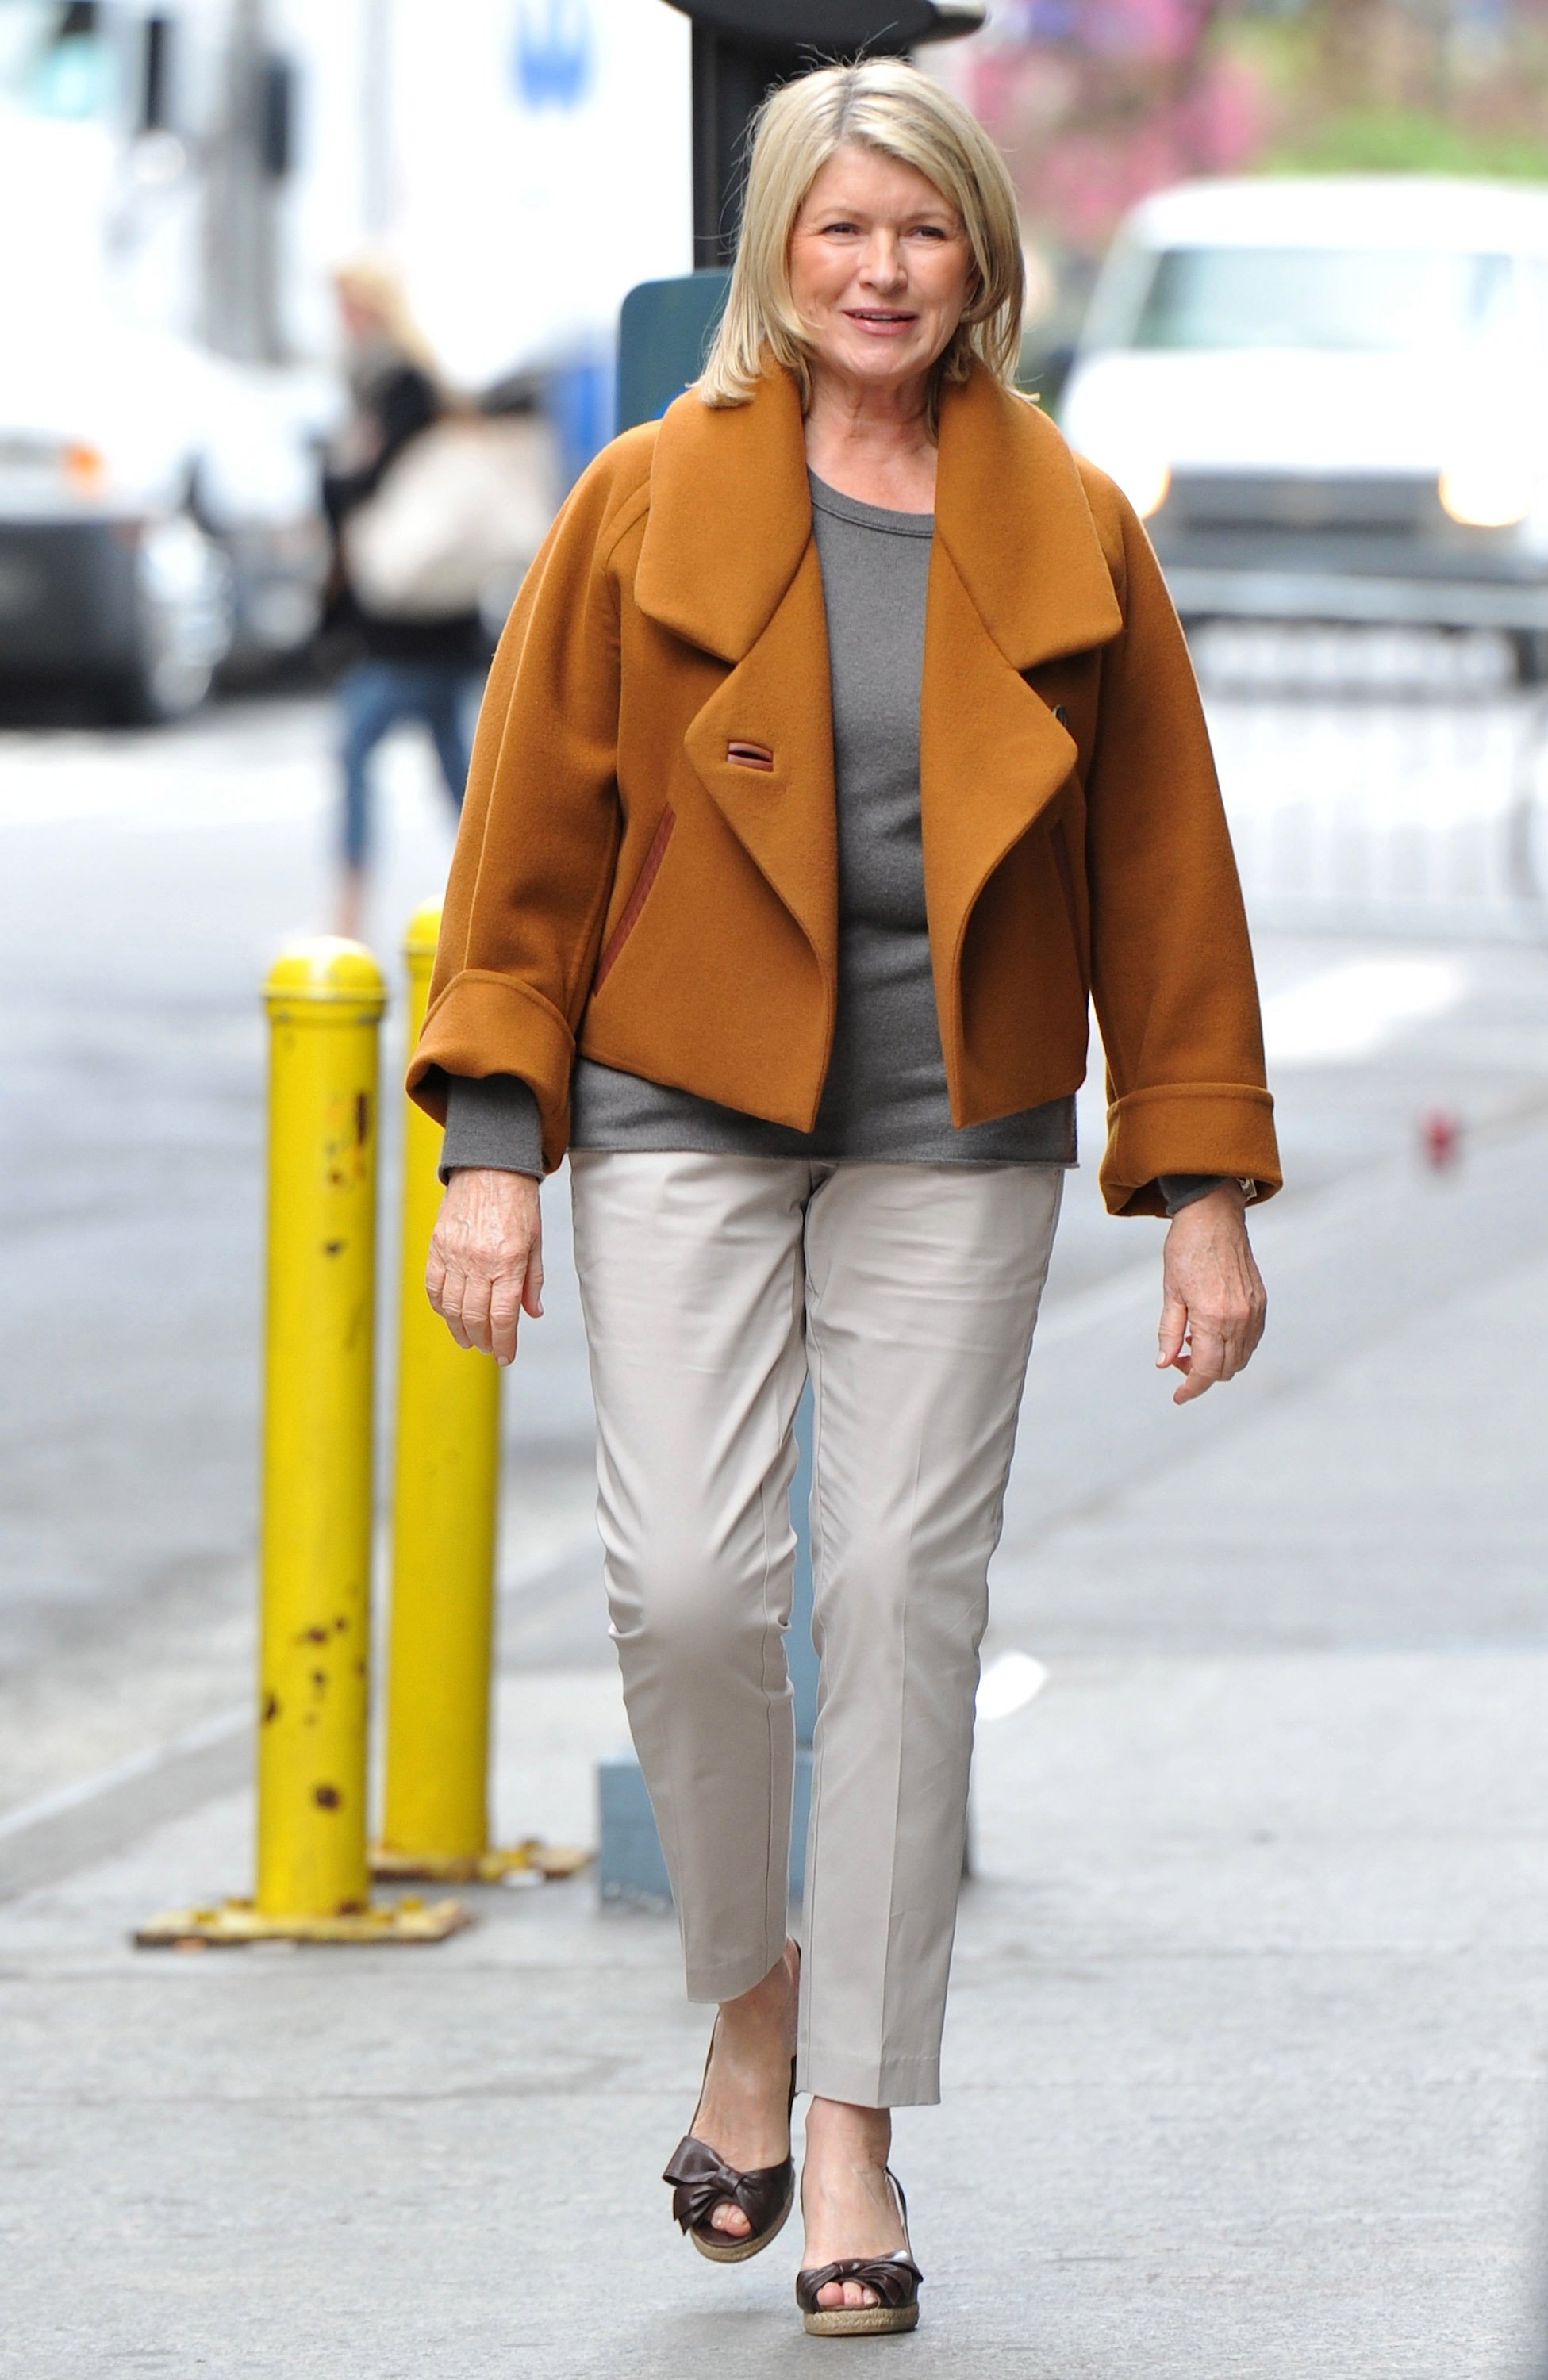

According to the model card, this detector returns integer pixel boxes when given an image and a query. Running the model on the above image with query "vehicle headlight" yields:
[1110,456,1171,520]
[61,440,109,494]
[1438,460,1531,529]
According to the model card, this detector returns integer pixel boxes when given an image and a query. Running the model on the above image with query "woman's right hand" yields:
[426,1167,544,1366]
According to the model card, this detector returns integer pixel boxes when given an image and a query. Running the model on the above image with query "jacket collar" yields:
[634,361,1122,669]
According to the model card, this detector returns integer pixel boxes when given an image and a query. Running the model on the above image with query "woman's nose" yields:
[859,236,906,288]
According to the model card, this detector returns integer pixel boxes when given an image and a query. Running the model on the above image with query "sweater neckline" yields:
[807,470,935,538]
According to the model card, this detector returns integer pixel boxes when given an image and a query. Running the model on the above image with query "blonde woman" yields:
[322,260,490,939]
[409,60,1277,2338]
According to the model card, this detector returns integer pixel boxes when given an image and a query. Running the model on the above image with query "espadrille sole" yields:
[801,2302,920,2337]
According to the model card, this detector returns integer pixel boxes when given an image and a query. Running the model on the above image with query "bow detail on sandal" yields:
[797,2251,923,2314]
[663,2131,795,2258]
[662,2035,798,2265]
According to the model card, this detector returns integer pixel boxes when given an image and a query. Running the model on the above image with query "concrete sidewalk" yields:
[5,1140,1548,2375]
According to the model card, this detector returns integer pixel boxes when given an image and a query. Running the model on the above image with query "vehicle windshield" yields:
[0,0,113,121]
[1125,244,1515,352]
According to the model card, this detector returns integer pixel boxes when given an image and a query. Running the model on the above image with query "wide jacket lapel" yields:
[922,371,1124,1023]
[638,370,838,994]
[919,538,1076,958]
[636,370,812,663]
[681,543,838,987]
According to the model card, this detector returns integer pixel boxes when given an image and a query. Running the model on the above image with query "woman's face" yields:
[336,286,385,347]
[787,144,975,399]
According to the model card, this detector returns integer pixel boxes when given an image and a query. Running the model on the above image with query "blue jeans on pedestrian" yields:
[338,659,478,869]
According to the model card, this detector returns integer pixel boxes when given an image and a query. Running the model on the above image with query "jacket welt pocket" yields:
[595,805,676,989]
[1048,817,1084,962]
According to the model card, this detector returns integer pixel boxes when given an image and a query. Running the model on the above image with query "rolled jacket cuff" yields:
[409,969,574,1170]
[1101,1082,1281,1218]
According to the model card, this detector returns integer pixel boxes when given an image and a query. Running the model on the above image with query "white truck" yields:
[0,3,335,716]
[0,0,692,716]
[1061,174,1548,676]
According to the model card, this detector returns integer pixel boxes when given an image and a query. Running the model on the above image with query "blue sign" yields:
[513,0,593,111]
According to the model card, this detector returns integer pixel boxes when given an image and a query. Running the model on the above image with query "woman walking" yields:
[322,260,492,939]
[409,60,1278,2337]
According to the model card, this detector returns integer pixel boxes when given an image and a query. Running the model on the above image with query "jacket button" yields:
[1053,704,1069,725]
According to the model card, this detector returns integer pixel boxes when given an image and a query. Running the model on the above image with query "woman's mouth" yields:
[843,308,918,334]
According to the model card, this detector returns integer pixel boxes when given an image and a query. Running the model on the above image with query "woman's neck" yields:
[802,367,937,513]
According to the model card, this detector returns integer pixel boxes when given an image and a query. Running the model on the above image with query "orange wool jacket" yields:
[408,362,1280,1217]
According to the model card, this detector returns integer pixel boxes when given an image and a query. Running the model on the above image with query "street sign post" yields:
[662,0,985,264]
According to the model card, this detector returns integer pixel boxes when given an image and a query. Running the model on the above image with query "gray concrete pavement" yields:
[4,688,1548,2373]
[9,691,1548,1804]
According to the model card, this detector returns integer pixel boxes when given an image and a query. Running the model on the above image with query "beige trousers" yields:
[570,1151,1062,2107]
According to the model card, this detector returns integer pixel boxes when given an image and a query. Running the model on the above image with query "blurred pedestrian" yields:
[322,259,492,940]
[409,60,1279,2340]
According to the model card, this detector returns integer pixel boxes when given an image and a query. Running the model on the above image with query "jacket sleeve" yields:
[405,453,628,1169]
[1083,483,1281,1217]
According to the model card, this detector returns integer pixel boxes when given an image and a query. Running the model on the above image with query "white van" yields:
[1061,175,1548,668]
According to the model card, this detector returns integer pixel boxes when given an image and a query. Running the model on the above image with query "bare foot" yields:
[689,1939,800,2240]
[801,2098,907,2311]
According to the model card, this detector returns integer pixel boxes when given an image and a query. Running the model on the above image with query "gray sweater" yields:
[441,473,1218,1212]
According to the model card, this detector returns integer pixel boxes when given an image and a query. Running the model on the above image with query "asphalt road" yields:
[4,682,1548,2378]
[3,685,1548,1817]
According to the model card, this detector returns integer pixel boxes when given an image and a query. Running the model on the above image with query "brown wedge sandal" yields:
[796,2170,923,2337]
[663,2034,798,2265]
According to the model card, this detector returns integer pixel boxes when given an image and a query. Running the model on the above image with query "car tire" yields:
[102,512,234,724]
[1510,629,1548,686]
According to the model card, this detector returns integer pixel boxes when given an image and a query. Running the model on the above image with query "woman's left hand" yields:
[1156,1184,1266,1405]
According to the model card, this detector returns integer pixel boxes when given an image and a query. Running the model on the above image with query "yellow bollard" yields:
[136,939,468,1947]
[373,904,588,1885]
[376,904,501,1874]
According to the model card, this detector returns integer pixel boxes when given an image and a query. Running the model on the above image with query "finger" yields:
[488,1273,524,1367]
[1173,1326,1228,1403]
[425,1242,449,1318]
[438,1264,477,1352]
[1157,1293,1189,1369]
[457,1269,496,1357]
[523,1239,544,1319]
[1200,1309,1258,1380]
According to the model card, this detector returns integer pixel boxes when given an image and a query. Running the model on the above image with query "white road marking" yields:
[0,1706,248,1844]
[976,1651,1048,1723]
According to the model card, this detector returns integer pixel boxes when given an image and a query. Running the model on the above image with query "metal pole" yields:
[375,906,506,1880]
[201,0,281,361]
[361,0,394,238]
[255,939,383,1917]
[136,939,467,1946]
[690,27,776,267]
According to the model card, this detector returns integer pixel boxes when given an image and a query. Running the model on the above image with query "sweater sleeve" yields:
[1157,1172,1231,1215]
[1082,482,1281,1217]
[405,443,640,1168]
[439,1073,544,1182]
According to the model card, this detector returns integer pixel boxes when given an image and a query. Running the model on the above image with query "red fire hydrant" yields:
[1421,1107,1462,1169]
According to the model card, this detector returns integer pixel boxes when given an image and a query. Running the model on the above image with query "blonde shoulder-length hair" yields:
[699,58,1024,432]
